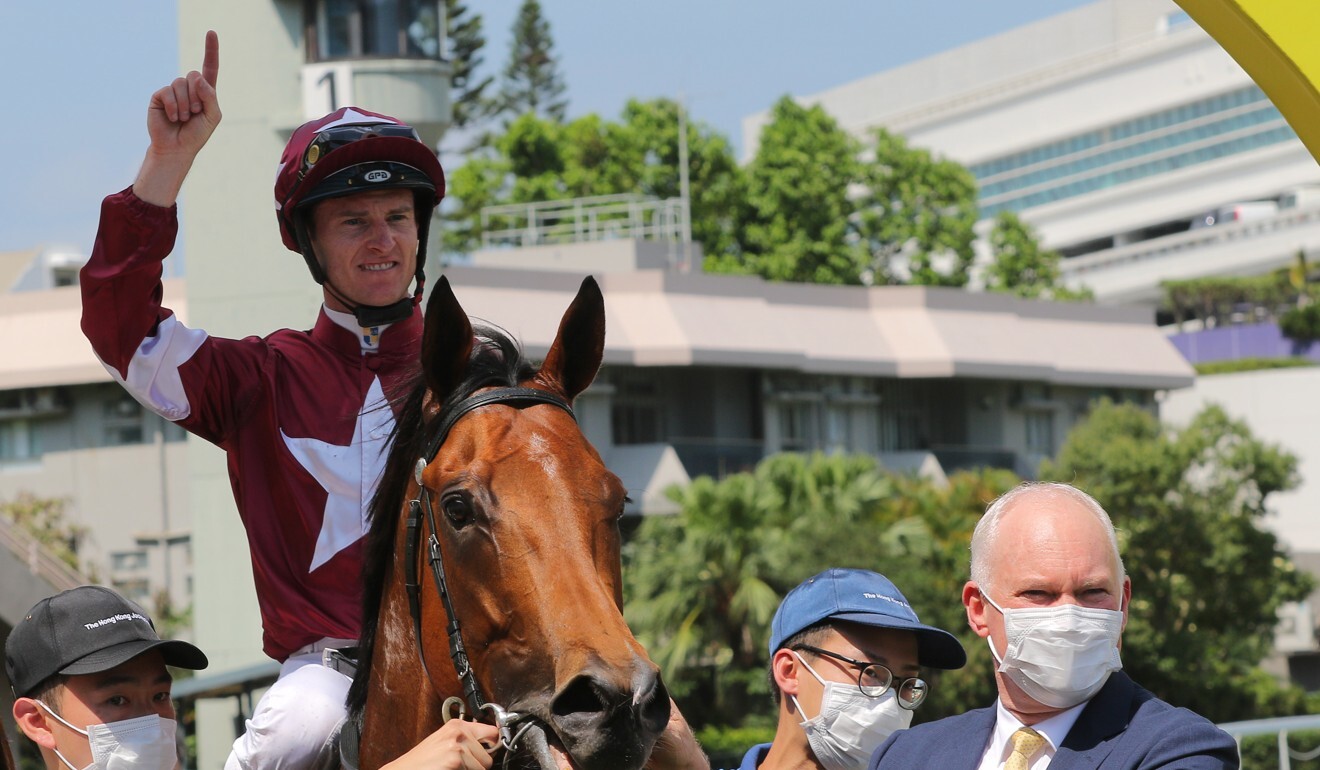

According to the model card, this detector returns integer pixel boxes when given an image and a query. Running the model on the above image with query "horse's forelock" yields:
[347,324,533,719]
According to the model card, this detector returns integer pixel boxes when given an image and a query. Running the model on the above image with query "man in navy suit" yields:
[868,482,1238,770]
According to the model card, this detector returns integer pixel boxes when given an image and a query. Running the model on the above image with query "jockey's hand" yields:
[134,30,222,207]
[147,29,221,158]
[645,700,710,770]
[381,719,500,770]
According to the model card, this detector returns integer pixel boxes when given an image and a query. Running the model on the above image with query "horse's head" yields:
[358,276,669,770]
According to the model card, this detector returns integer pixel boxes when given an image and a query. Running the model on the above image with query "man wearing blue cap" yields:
[736,568,966,770]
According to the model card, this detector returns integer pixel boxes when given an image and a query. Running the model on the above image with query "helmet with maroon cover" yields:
[274,107,446,326]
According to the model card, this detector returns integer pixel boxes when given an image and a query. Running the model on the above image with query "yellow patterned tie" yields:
[1005,727,1046,770]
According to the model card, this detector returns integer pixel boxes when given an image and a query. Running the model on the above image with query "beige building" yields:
[1,244,1194,760]
[0,0,1208,761]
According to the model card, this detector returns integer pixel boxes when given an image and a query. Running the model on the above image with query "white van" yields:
[1190,200,1279,228]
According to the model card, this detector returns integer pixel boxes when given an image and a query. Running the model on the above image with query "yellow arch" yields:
[1175,0,1320,162]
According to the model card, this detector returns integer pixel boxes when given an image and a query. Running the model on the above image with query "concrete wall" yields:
[0,383,192,608]
[1161,367,1320,554]
[179,2,311,765]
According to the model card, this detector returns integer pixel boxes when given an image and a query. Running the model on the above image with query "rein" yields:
[403,386,577,736]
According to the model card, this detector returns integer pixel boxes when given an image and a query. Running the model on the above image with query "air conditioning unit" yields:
[1276,601,1318,653]
[31,388,63,412]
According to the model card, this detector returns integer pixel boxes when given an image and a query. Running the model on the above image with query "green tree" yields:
[0,492,84,570]
[497,0,567,122]
[614,99,744,261]
[718,97,862,284]
[853,129,978,287]
[624,469,788,721]
[624,452,1011,727]
[444,0,494,131]
[440,101,743,257]
[985,211,1091,300]
[440,154,507,254]
[625,403,1316,732]
[1040,400,1314,722]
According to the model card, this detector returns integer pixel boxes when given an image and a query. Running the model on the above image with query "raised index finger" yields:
[202,30,220,89]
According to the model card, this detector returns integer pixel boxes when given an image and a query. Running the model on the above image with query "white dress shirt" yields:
[974,699,1087,770]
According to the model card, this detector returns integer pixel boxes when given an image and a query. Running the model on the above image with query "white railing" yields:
[0,514,86,590]
[1220,714,1320,769]
[479,194,687,249]
[1060,207,1320,278]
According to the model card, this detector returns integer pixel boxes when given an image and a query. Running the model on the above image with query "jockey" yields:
[81,29,707,770]
[79,29,506,770]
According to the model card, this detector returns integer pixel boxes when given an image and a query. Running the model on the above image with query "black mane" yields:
[346,325,537,720]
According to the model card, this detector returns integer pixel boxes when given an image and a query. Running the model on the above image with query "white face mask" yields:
[38,702,178,770]
[982,590,1124,709]
[789,651,912,770]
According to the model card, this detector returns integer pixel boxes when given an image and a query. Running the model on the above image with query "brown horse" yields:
[345,276,670,770]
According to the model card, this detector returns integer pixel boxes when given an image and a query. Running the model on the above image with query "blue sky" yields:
[0,0,1095,255]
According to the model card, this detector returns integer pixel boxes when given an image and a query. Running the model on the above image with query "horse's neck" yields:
[359,565,459,767]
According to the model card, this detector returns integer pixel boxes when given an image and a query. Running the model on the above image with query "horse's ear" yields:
[422,276,474,401]
[535,276,605,400]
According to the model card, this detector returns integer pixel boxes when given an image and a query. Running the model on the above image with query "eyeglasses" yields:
[302,123,423,175]
[792,644,929,710]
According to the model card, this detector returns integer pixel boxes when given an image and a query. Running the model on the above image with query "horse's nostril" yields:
[639,676,670,730]
[552,675,608,717]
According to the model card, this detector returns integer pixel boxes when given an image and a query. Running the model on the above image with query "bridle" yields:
[403,385,576,750]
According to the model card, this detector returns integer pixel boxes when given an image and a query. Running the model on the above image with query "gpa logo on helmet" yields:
[364,169,392,183]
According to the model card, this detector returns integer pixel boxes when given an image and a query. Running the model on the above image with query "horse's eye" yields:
[442,493,473,527]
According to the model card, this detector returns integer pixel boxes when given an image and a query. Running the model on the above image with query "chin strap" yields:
[319,267,424,327]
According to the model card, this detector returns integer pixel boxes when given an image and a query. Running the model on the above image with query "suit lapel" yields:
[1051,672,1137,770]
[938,707,996,770]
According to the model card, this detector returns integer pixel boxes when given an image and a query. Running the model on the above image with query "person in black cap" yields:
[5,586,208,770]
[736,568,966,770]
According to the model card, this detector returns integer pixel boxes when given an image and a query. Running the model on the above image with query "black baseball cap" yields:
[5,585,208,697]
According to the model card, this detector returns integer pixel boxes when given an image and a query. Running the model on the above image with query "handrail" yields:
[480,195,686,249]
[1060,208,1320,277]
[1218,713,1320,770]
[0,514,87,591]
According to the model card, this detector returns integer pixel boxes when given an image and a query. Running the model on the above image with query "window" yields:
[778,399,820,452]
[111,550,149,572]
[1162,10,1195,34]
[972,86,1297,215]
[51,266,79,287]
[1024,410,1056,457]
[309,0,444,61]
[0,419,40,462]
[104,397,146,446]
[112,578,151,604]
[766,375,884,454]
[611,371,664,445]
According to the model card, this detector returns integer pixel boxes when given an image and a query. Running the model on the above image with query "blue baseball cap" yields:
[768,568,966,670]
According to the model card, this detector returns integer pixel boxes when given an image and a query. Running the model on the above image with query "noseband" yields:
[404,386,576,729]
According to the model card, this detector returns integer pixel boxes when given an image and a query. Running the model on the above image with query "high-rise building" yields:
[742,0,1320,310]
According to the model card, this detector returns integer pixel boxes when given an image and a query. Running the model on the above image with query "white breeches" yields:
[223,644,354,770]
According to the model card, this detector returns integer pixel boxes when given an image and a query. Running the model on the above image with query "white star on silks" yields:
[282,377,396,572]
